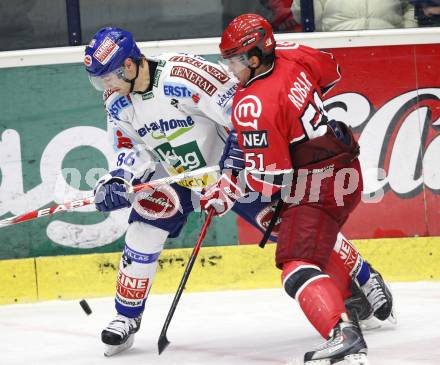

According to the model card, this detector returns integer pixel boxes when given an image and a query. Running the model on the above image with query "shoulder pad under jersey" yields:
[104,91,133,122]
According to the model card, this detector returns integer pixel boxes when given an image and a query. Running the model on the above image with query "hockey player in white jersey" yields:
[84,27,394,357]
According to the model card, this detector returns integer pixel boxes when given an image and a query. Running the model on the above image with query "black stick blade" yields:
[158,334,170,355]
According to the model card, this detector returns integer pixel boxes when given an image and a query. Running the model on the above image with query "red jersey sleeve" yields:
[299,46,341,95]
[232,94,293,196]
[276,44,341,95]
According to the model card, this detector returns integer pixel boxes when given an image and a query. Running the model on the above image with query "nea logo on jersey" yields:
[241,130,268,148]
[234,95,262,130]
[93,37,119,65]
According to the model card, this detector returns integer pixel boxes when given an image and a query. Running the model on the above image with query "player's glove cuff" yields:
[200,173,245,216]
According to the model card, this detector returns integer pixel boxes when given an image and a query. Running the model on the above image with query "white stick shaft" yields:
[0,165,219,228]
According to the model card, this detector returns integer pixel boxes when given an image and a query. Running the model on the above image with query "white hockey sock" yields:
[115,222,169,317]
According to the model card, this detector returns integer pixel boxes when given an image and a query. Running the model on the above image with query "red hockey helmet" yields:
[220,14,275,59]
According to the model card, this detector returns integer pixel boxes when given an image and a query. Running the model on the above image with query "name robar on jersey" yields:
[103,53,237,189]
[231,43,342,195]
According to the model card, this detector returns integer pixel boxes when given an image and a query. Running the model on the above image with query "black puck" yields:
[79,299,92,315]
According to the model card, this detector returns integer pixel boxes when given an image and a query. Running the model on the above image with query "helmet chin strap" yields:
[247,56,261,82]
[248,65,257,80]
[122,59,141,93]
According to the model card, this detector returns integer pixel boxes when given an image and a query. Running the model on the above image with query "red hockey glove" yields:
[200,173,245,216]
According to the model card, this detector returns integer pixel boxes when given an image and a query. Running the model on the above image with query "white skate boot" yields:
[101,313,142,356]
[361,266,396,324]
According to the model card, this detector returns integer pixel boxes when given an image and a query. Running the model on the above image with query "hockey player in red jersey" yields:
[83,26,392,358]
[201,14,392,364]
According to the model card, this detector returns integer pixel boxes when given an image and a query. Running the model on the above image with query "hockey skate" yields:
[101,313,142,357]
[345,282,381,331]
[304,316,369,365]
[345,282,373,321]
[360,266,396,324]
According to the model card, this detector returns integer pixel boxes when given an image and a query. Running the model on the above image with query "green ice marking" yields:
[151,126,195,141]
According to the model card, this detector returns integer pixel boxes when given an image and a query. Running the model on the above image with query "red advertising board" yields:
[238,43,440,243]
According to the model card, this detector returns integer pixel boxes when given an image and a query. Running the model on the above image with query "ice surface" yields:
[0,282,439,365]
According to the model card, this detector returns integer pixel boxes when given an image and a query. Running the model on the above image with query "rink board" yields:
[1,236,439,305]
[1,29,440,305]
[1,31,440,261]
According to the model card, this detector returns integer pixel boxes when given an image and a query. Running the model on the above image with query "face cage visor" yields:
[88,66,127,91]
[219,53,250,76]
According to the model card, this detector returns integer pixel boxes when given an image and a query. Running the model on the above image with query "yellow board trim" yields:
[354,236,440,281]
[0,258,38,304]
[1,236,439,305]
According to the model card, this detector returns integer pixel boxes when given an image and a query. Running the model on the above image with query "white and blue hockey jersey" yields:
[103,53,237,189]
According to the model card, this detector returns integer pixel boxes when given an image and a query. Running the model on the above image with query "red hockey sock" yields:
[325,249,353,300]
[297,275,347,337]
[282,260,347,338]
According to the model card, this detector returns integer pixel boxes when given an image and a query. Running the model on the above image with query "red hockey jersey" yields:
[231,42,341,195]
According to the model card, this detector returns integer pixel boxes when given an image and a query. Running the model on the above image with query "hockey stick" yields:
[158,208,215,355]
[0,165,219,229]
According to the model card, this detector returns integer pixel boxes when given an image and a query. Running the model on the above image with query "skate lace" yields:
[315,327,342,351]
[107,314,137,336]
[364,274,387,312]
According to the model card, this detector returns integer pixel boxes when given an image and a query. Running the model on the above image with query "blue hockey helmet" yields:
[84,27,142,90]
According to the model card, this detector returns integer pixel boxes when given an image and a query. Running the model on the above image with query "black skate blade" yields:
[158,334,170,355]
